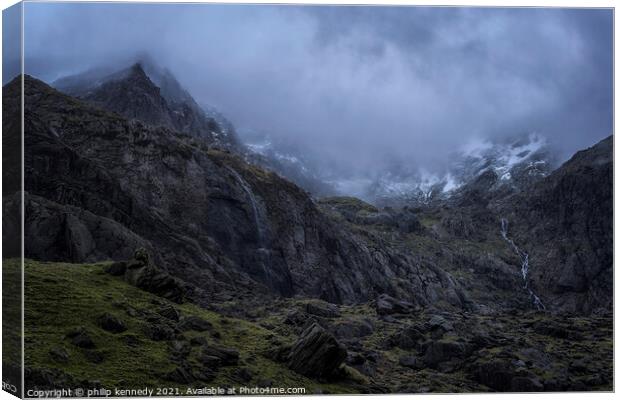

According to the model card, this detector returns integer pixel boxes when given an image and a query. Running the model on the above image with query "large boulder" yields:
[108,249,186,303]
[304,300,341,318]
[375,294,415,315]
[287,323,347,379]
[96,313,127,333]
[423,339,467,368]
[470,359,516,391]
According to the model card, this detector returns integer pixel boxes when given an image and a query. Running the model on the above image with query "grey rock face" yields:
[504,136,613,314]
[6,73,611,317]
[14,76,472,309]
[287,323,347,379]
[375,294,416,315]
[56,63,237,147]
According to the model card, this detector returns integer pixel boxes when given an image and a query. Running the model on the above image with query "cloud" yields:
[18,3,613,177]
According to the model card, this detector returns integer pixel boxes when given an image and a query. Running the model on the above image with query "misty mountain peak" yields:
[129,62,147,77]
[53,60,238,146]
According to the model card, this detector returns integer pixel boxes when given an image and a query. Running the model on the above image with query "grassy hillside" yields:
[16,259,356,393]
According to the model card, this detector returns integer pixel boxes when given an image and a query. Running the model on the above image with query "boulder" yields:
[470,359,515,391]
[331,319,374,340]
[166,365,195,384]
[305,301,341,318]
[178,316,213,332]
[65,327,95,349]
[97,313,127,333]
[157,305,181,322]
[375,294,415,315]
[423,339,466,368]
[511,376,544,392]
[398,355,424,370]
[389,325,425,350]
[287,323,347,379]
[143,323,175,341]
[122,249,185,303]
[428,315,454,333]
[200,345,239,366]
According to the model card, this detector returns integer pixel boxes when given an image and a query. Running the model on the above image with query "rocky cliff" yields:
[6,74,473,309]
[499,136,613,314]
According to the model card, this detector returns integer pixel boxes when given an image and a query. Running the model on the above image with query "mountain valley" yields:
[2,63,613,393]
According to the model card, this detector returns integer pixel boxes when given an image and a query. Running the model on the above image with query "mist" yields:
[16,3,613,179]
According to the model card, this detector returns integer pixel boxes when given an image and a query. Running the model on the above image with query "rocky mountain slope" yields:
[8,74,473,308]
[241,131,558,207]
[54,62,237,147]
[498,136,613,314]
[2,65,613,393]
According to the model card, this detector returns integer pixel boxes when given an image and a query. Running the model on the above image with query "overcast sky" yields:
[11,3,614,177]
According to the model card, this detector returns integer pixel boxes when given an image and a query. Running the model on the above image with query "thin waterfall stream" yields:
[226,167,272,278]
[500,218,545,310]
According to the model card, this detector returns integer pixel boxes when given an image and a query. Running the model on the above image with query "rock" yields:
[471,359,515,391]
[166,366,195,384]
[190,337,209,346]
[121,334,141,347]
[390,325,424,350]
[375,294,415,315]
[178,316,212,332]
[199,355,222,369]
[235,368,253,383]
[143,323,175,341]
[569,359,588,373]
[331,319,374,340]
[194,368,217,383]
[83,350,105,364]
[97,313,127,333]
[201,345,239,366]
[398,355,424,370]
[257,378,273,388]
[423,339,466,368]
[66,328,96,349]
[511,376,544,392]
[304,301,340,318]
[346,351,366,365]
[157,305,181,322]
[287,323,347,379]
[283,310,312,326]
[265,344,292,363]
[428,315,454,332]
[124,261,185,304]
[169,340,191,359]
[49,347,70,363]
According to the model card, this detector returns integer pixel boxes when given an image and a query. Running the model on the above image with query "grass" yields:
[15,258,358,393]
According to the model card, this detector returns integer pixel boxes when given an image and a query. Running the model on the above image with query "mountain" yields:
[499,136,613,314]
[239,132,557,207]
[53,62,237,147]
[240,129,336,197]
[3,69,612,392]
[7,74,472,308]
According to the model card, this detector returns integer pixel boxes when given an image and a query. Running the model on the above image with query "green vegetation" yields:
[19,258,357,393]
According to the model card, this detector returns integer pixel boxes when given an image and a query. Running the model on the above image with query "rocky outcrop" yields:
[105,249,186,303]
[59,63,235,146]
[11,75,473,308]
[287,323,347,379]
[504,136,613,314]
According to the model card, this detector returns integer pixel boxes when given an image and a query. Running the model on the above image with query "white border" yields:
[0,2,617,400]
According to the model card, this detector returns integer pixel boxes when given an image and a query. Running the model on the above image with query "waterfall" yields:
[226,167,273,283]
[500,218,545,310]
[227,167,266,247]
